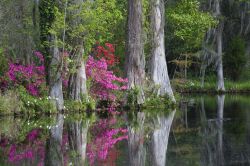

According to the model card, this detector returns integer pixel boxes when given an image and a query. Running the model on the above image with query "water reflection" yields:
[45,114,64,166]
[1,95,250,165]
[127,110,176,166]
[201,95,225,166]
[67,119,89,166]
[128,112,146,166]
[149,110,176,166]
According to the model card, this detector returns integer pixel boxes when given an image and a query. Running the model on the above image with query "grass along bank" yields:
[172,79,250,93]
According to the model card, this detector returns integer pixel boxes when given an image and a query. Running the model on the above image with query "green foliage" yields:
[50,0,126,56]
[0,48,8,75]
[17,86,57,114]
[127,88,140,109]
[0,90,21,115]
[39,0,57,82]
[224,36,247,81]
[143,94,175,111]
[127,81,176,110]
[173,78,250,92]
[166,0,217,52]
[64,95,96,112]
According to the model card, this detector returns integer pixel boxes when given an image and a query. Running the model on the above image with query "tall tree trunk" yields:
[150,110,176,166]
[39,0,56,85]
[216,22,225,91]
[149,0,175,102]
[49,36,64,111]
[68,0,88,101]
[126,0,145,104]
[215,0,225,91]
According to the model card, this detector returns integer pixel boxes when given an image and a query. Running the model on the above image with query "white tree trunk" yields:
[126,0,145,104]
[214,0,225,91]
[150,110,176,166]
[68,46,88,101]
[216,22,225,91]
[49,36,64,111]
[68,0,88,101]
[150,0,175,102]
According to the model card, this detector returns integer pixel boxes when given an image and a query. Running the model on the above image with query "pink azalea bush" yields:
[86,56,127,101]
[5,51,46,96]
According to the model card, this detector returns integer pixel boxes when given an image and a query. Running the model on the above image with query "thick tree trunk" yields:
[49,36,64,111]
[68,45,88,101]
[45,114,64,166]
[150,110,176,166]
[126,0,145,104]
[68,0,88,101]
[128,112,146,166]
[150,0,175,102]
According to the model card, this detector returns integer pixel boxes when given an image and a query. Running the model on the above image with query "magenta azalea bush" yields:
[5,51,46,96]
[0,43,128,112]
[86,56,127,101]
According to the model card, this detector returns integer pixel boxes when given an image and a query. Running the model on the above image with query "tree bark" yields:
[68,45,88,101]
[149,0,175,102]
[49,35,64,111]
[215,0,225,91]
[126,0,145,104]
[68,0,88,101]
[216,22,225,91]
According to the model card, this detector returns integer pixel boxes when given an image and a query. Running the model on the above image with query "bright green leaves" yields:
[167,0,217,50]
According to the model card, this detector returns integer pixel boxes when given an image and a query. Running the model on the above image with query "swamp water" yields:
[0,95,250,166]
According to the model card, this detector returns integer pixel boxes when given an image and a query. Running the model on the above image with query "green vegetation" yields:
[173,78,250,93]
[224,36,247,81]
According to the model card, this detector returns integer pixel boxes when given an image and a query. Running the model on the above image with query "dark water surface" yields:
[0,95,250,166]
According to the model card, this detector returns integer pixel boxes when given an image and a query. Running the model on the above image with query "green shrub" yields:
[224,36,247,81]
[0,90,21,115]
[17,86,57,114]
[64,95,96,112]
[0,48,8,76]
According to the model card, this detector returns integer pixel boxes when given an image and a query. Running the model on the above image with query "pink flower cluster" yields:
[87,118,128,165]
[86,56,127,101]
[6,51,45,96]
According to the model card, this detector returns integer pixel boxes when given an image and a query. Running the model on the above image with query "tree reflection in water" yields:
[149,110,176,166]
[45,114,64,166]
[128,110,176,166]
[67,119,89,166]
[128,112,146,166]
[201,95,225,166]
